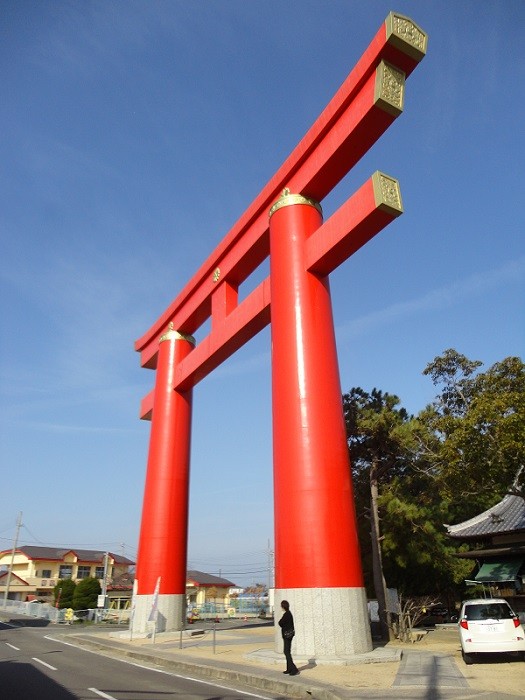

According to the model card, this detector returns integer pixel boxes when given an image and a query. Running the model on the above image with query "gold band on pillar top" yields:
[159,322,196,346]
[268,188,323,219]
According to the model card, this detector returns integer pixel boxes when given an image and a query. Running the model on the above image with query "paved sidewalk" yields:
[56,621,523,700]
[393,650,469,690]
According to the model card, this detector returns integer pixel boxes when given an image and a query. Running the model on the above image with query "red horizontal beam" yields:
[139,280,270,418]
[135,12,427,370]
[139,171,403,419]
[306,171,403,276]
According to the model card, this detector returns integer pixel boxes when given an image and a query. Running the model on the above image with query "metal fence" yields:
[0,599,130,624]
[1,599,59,622]
[188,599,270,621]
[1,597,270,625]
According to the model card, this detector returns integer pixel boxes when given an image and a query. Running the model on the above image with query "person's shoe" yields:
[289,671,299,676]
[283,671,290,674]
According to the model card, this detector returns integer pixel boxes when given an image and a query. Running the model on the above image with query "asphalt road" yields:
[0,620,281,700]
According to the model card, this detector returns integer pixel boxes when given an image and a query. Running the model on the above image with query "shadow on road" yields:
[6,617,51,627]
[0,660,77,700]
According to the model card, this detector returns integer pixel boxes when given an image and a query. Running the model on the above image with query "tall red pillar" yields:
[133,323,195,633]
[269,190,372,655]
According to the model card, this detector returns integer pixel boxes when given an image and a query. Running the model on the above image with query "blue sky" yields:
[1,1,523,587]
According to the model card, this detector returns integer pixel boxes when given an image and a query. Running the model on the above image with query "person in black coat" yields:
[278,600,298,675]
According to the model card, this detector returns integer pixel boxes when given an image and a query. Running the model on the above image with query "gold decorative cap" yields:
[385,12,428,62]
[159,322,196,346]
[374,60,405,117]
[372,171,403,217]
[268,188,323,219]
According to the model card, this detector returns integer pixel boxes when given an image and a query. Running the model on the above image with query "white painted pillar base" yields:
[131,593,186,635]
[274,587,372,658]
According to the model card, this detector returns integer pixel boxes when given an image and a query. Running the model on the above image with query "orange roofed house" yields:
[186,570,236,611]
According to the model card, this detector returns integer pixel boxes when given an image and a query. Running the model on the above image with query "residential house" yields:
[107,570,135,609]
[0,547,240,614]
[108,569,237,611]
[186,570,236,612]
[105,569,239,614]
[0,546,134,602]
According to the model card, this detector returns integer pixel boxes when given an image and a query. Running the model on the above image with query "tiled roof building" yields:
[0,545,134,603]
[186,570,235,587]
[0,545,245,615]
[446,495,525,541]
[14,546,134,565]
[445,494,525,613]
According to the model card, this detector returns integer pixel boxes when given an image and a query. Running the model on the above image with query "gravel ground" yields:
[119,622,524,696]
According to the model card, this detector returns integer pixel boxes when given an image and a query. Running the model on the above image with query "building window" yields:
[95,566,105,579]
[40,569,52,578]
[77,566,91,579]
[59,565,73,579]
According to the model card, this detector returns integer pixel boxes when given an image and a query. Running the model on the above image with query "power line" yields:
[21,524,47,545]
[190,562,267,568]
[207,569,268,575]
[2,523,268,580]
[190,549,269,561]
[0,534,137,556]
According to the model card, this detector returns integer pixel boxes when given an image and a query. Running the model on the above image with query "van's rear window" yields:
[464,604,513,620]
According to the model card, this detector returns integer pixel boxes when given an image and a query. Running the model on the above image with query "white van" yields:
[458,598,525,664]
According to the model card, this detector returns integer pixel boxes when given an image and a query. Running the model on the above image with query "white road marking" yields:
[5,642,20,650]
[88,689,118,700]
[127,663,275,699]
[44,635,74,644]
[45,636,273,700]
[32,657,58,670]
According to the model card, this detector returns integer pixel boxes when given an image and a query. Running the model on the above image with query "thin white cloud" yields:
[212,349,271,380]
[202,258,525,379]
[0,259,163,440]
[337,257,525,341]
[29,3,161,79]
[7,420,134,435]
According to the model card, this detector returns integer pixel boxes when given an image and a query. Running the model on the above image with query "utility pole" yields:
[101,551,109,603]
[267,540,274,592]
[2,511,23,609]
[267,540,274,617]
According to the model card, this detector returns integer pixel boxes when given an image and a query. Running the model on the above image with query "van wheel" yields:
[462,650,474,665]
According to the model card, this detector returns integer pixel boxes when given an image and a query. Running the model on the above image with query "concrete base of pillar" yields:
[273,587,373,658]
[131,593,185,635]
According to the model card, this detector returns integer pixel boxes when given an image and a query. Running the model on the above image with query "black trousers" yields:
[283,636,298,673]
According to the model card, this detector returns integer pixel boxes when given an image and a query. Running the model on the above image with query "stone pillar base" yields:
[274,587,372,657]
[131,593,185,635]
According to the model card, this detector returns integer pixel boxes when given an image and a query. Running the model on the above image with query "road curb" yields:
[66,633,346,699]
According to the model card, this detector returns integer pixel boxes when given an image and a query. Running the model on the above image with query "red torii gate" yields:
[132,12,427,658]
